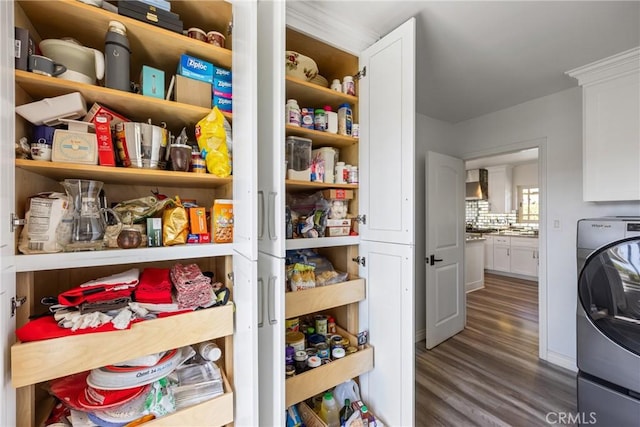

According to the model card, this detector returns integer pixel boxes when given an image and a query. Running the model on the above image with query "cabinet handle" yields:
[507,248,510,256]
[532,251,535,259]
[268,191,278,241]
[258,191,265,240]
[268,275,277,325]
[257,278,264,328]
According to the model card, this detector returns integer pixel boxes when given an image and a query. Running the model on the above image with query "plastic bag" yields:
[18,192,69,254]
[113,196,172,224]
[162,198,189,246]
[195,107,231,177]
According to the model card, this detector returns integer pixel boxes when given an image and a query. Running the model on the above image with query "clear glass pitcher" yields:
[56,179,121,251]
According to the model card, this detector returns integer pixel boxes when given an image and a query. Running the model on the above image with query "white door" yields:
[425,151,465,349]
[358,240,414,427]
[359,18,415,245]
[257,0,286,258]
[231,0,258,261]
[231,253,258,427]
[257,253,285,426]
[0,0,16,423]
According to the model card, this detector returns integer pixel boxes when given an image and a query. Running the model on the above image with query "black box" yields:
[14,27,35,71]
[117,1,183,34]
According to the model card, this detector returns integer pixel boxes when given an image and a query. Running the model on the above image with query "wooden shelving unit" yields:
[285,125,358,148]
[285,278,365,319]
[284,179,357,191]
[285,76,358,109]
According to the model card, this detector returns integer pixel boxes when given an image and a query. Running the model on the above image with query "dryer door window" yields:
[578,237,640,356]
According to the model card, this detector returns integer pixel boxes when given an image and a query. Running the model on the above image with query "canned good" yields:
[285,317,299,332]
[191,157,206,173]
[315,342,330,359]
[286,331,305,351]
[314,315,328,336]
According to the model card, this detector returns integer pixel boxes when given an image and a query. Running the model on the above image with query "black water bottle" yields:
[105,20,130,92]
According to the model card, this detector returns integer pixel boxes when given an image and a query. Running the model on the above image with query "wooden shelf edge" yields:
[285,278,365,319]
[11,304,234,388]
[285,236,360,250]
[285,180,358,191]
[146,370,234,427]
[286,76,359,103]
[285,125,358,147]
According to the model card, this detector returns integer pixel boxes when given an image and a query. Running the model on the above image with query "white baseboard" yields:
[415,328,426,343]
[545,350,578,372]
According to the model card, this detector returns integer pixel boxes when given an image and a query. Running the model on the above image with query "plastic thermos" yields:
[105,21,131,92]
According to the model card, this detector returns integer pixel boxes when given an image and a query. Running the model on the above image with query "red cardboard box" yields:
[84,103,130,127]
[93,114,116,166]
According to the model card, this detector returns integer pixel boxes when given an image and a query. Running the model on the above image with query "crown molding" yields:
[566,46,640,86]
[286,1,380,55]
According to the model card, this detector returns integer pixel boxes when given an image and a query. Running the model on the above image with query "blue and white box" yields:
[140,65,165,99]
[212,65,232,82]
[177,54,214,84]
[213,78,232,99]
[213,95,232,113]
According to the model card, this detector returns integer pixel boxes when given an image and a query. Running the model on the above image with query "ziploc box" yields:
[213,95,232,113]
[177,54,214,84]
[212,78,232,99]
[212,65,232,82]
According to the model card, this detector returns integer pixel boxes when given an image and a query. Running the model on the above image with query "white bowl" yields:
[285,51,318,81]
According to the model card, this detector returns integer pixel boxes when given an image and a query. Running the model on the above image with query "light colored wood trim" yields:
[285,180,358,192]
[16,386,34,427]
[285,125,358,149]
[11,304,234,388]
[286,76,358,111]
[285,344,373,407]
[35,395,55,427]
[17,0,233,73]
[15,71,232,130]
[285,236,359,251]
[15,272,34,329]
[285,278,365,319]
[146,370,234,426]
[15,159,232,189]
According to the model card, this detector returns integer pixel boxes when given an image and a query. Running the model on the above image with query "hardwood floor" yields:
[415,273,577,427]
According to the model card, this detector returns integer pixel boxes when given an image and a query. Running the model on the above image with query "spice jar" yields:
[332,347,346,360]
[307,355,321,369]
[294,350,308,374]
[285,364,296,378]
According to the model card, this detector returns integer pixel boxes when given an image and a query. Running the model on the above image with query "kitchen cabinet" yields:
[493,236,511,272]
[465,239,485,292]
[4,1,258,425]
[509,237,538,277]
[484,235,494,270]
[257,3,415,425]
[567,47,640,202]
[486,165,512,213]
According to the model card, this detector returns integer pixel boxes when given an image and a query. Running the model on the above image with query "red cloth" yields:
[134,268,173,304]
[15,316,139,343]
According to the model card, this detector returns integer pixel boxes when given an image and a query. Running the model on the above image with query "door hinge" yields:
[10,213,25,233]
[227,20,233,36]
[354,214,367,225]
[11,296,26,317]
[352,256,366,267]
[354,66,366,80]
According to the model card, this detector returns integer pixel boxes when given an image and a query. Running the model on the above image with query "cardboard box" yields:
[177,54,214,84]
[175,75,212,108]
[322,189,354,200]
[146,218,162,247]
[189,207,208,234]
[84,103,130,127]
[93,114,116,166]
[14,27,34,71]
[140,65,165,99]
[326,218,351,227]
[326,226,351,237]
[187,233,211,244]
[212,65,232,82]
[212,78,232,99]
[213,95,232,113]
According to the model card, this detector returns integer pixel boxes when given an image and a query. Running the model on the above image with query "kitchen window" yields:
[518,185,539,223]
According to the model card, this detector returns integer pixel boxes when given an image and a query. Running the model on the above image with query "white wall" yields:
[415,113,457,342]
[453,87,640,367]
[511,162,538,211]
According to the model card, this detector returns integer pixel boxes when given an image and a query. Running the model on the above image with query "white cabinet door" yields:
[465,242,484,292]
[0,0,16,423]
[257,0,286,257]
[231,253,258,427]
[359,18,415,245]
[487,166,512,213]
[510,246,538,277]
[493,245,511,272]
[358,240,414,427]
[257,253,285,426]
[231,0,259,261]
[484,236,494,270]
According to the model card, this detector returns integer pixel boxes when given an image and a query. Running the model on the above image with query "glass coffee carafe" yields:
[56,179,121,251]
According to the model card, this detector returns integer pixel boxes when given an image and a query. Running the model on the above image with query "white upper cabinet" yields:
[359,19,415,245]
[486,165,512,213]
[567,47,640,202]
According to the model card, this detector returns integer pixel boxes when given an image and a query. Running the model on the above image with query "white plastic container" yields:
[312,147,337,183]
[330,79,341,92]
[335,161,346,184]
[342,76,355,96]
[197,341,222,362]
[324,106,338,134]
[285,99,301,126]
[16,92,87,126]
[337,103,352,136]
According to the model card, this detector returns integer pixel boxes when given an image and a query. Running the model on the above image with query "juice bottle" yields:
[319,392,340,427]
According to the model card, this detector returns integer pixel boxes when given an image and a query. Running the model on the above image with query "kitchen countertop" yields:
[487,231,538,238]
[465,236,486,242]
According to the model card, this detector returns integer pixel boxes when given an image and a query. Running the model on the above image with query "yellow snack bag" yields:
[195,107,231,177]
[162,197,189,246]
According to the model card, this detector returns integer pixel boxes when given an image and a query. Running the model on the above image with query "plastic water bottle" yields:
[319,392,340,427]
[105,21,131,92]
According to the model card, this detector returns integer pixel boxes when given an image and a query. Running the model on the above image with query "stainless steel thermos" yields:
[105,21,131,92]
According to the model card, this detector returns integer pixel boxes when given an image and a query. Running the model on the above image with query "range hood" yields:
[465,168,488,200]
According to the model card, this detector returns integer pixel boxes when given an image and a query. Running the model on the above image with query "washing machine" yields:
[577,217,640,426]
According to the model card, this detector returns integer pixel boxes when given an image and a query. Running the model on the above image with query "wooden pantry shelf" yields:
[15,159,231,190]
[285,278,365,319]
[285,125,358,148]
[286,236,360,250]
[17,0,233,74]
[11,303,234,388]
[15,71,232,130]
[285,327,373,407]
[286,76,358,110]
[285,179,358,191]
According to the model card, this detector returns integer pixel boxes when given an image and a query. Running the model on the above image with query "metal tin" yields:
[314,315,328,336]
[285,317,300,332]
[315,342,330,359]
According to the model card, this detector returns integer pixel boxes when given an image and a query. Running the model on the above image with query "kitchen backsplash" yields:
[465,200,538,230]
